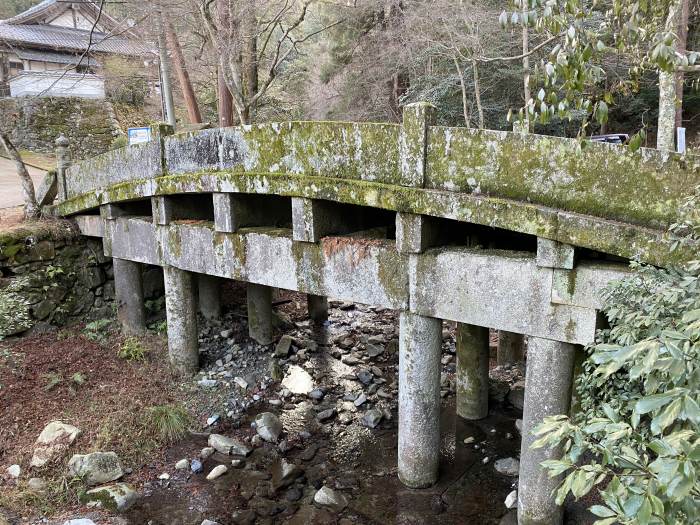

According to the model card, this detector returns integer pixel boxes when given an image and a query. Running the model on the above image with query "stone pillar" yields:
[398,312,442,488]
[497,331,524,366]
[455,323,489,420]
[113,258,146,335]
[307,294,328,323]
[198,274,222,320]
[55,135,71,201]
[247,283,273,345]
[164,266,199,376]
[518,337,576,525]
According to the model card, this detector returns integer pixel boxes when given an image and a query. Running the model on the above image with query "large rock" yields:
[68,451,123,486]
[494,457,520,477]
[507,381,525,410]
[274,335,293,357]
[81,482,137,511]
[31,421,81,467]
[271,458,303,491]
[282,365,314,395]
[254,412,283,443]
[314,486,348,512]
[208,434,252,456]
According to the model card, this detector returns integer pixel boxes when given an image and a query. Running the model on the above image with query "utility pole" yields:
[157,3,176,128]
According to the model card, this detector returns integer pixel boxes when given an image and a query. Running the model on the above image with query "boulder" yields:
[254,412,283,443]
[208,434,252,456]
[31,421,81,467]
[271,458,303,491]
[81,482,137,512]
[494,457,520,477]
[314,486,348,512]
[68,451,123,486]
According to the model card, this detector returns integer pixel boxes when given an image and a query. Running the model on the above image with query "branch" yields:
[476,32,563,63]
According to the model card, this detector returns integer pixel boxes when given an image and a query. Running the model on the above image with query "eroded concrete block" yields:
[395,213,438,253]
[497,331,524,366]
[536,238,575,269]
[198,274,222,320]
[152,196,174,225]
[164,266,198,376]
[456,323,489,420]
[113,258,145,335]
[518,337,576,525]
[398,312,442,488]
[73,215,104,238]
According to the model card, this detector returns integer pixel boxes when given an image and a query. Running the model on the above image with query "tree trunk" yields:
[472,59,484,129]
[242,1,258,123]
[453,56,471,128]
[216,0,234,127]
[674,0,690,129]
[157,7,176,127]
[522,2,531,131]
[0,133,39,219]
[166,22,202,124]
[657,1,682,151]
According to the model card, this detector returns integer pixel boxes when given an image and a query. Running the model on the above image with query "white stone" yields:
[31,421,81,467]
[200,447,215,459]
[254,412,283,443]
[27,477,47,492]
[313,486,348,511]
[201,521,221,525]
[206,464,227,480]
[63,520,97,525]
[158,473,170,480]
[281,365,314,394]
[208,434,252,456]
[6,464,20,478]
[83,482,137,511]
[505,489,518,509]
[175,459,189,470]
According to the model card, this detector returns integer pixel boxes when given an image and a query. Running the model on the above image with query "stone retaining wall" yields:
[0,228,115,337]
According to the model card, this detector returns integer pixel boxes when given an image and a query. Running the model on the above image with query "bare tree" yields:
[0,133,38,219]
[167,22,203,124]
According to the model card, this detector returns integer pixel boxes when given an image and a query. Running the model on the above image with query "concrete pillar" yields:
[518,337,576,525]
[455,323,489,420]
[497,330,525,366]
[198,274,222,320]
[307,294,328,323]
[164,266,199,376]
[398,312,442,488]
[55,135,71,201]
[247,283,273,345]
[113,258,146,335]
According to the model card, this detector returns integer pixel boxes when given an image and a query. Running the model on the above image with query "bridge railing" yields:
[61,103,699,230]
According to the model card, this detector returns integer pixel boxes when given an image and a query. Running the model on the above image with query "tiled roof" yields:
[15,48,98,66]
[0,23,152,56]
[2,0,56,24]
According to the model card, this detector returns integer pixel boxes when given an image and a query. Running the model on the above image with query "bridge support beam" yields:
[518,336,576,525]
[307,294,328,323]
[164,266,199,376]
[456,322,489,420]
[198,274,222,321]
[536,238,575,269]
[497,330,525,366]
[247,283,273,345]
[113,258,146,335]
[398,311,442,488]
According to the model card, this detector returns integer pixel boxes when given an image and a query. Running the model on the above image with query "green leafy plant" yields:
[117,338,148,362]
[532,190,700,525]
[82,318,113,344]
[148,319,167,335]
[43,372,63,391]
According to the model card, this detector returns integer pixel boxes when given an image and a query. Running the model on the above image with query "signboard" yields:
[128,127,152,146]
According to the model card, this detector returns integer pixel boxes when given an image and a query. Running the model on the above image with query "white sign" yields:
[128,127,152,146]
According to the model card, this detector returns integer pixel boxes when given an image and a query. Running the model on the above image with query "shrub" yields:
[117,338,148,362]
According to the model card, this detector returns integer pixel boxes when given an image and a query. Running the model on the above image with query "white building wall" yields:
[9,71,105,98]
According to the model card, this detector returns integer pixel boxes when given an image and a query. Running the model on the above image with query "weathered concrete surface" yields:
[108,217,158,265]
[198,274,222,320]
[398,312,442,488]
[307,294,328,322]
[455,323,489,420]
[518,337,576,525]
[536,238,574,269]
[163,266,198,376]
[113,258,145,335]
[395,213,438,254]
[497,331,524,366]
[247,282,272,345]
[73,215,104,238]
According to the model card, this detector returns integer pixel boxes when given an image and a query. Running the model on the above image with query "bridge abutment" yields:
[164,265,199,376]
[397,311,442,488]
[518,336,576,525]
[113,258,146,335]
[455,322,490,420]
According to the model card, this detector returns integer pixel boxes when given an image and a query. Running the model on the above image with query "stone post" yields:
[247,283,273,345]
[518,337,576,525]
[400,102,436,187]
[113,258,146,335]
[497,331,524,366]
[164,266,199,376]
[398,311,442,488]
[456,323,489,420]
[307,294,328,323]
[198,274,222,320]
[55,135,70,201]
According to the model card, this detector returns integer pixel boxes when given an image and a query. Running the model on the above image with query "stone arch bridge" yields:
[51,103,698,525]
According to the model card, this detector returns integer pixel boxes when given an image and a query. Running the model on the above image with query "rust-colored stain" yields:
[321,236,388,268]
